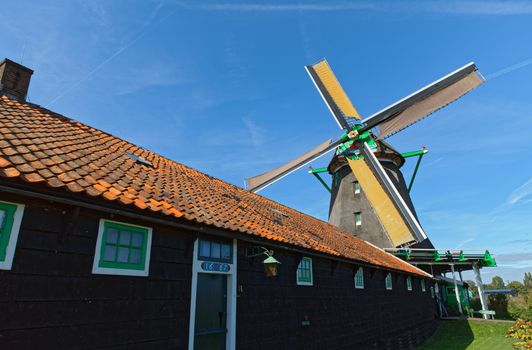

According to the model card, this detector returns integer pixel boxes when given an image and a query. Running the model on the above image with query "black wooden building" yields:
[0,59,438,349]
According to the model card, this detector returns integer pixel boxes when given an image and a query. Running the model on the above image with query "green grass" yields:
[415,319,515,350]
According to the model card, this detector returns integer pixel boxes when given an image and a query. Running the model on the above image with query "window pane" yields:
[119,231,131,245]
[103,245,117,261]
[211,242,221,258]
[0,210,6,230]
[131,232,143,248]
[106,228,119,244]
[199,240,210,257]
[117,247,129,262]
[130,249,142,264]
[221,244,231,259]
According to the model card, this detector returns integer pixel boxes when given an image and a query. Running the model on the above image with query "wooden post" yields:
[450,264,463,315]
[473,263,489,319]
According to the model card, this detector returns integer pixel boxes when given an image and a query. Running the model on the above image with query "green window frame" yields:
[353,181,360,194]
[406,276,412,291]
[355,212,362,226]
[354,267,364,289]
[430,286,435,298]
[385,273,393,290]
[93,220,152,276]
[297,257,313,286]
[421,279,426,292]
[0,201,24,270]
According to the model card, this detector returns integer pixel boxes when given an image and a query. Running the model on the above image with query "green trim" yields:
[401,149,427,158]
[98,221,148,270]
[407,153,425,193]
[355,212,362,226]
[0,202,17,261]
[311,172,331,193]
[353,181,360,194]
[459,250,466,262]
[434,251,442,262]
[297,257,313,284]
[483,250,497,267]
[309,167,328,174]
[385,273,393,290]
[355,267,364,289]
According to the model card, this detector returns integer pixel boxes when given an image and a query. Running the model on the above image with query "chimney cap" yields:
[0,58,34,74]
[0,58,34,101]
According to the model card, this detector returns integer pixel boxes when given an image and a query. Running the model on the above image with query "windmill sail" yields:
[306,59,361,130]
[347,142,427,246]
[246,138,337,192]
[361,62,485,138]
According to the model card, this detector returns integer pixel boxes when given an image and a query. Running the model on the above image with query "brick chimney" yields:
[0,59,33,101]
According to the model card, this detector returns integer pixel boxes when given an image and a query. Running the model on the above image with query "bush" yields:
[509,295,532,321]
[489,294,509,318]
[507,318,532,350]
[470,297,482,311]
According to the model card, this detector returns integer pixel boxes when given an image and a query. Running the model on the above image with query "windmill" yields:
[245,59,485,249]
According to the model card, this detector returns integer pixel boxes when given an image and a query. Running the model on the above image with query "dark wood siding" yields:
[0,193,437,349]
[236,241,438,350]
[0,194,193,349]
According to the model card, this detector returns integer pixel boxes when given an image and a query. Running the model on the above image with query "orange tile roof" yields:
[0,95,428,277]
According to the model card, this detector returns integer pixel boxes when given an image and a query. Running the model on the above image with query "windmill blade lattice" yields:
[306,59,361,130]
[245,138,338,192]
[361,62,485,138]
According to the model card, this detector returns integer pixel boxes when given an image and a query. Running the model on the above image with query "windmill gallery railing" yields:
[383,248,497,268]
[385,247,496,319]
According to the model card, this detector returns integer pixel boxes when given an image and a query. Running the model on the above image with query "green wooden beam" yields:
[308,167,331,193]
[407,149,428,193]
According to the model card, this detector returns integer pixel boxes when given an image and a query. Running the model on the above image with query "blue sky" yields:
[2,0,531,282]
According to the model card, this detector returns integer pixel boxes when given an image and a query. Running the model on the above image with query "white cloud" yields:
[177,2,376,12]
[177,1,532,15]
[506,177,532,206]
[242,117,265,147]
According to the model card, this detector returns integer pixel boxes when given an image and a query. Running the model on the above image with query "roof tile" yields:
[0,95,427,277]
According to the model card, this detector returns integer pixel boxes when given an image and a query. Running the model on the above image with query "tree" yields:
[487,276,505,290]
[524,272,532,290]
[508,281,526,296]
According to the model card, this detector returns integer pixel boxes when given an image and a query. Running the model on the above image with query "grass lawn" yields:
[415,319,515,350]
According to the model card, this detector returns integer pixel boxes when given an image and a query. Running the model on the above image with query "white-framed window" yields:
[355,212,362,226]
[406,276,412,291]
[353,181,361,194]
[0,201,24,270]
[296,257,313,286]
[354,267,364,289]
[385,272,393,290]
[421,279,426,292]
[92,219,152,277]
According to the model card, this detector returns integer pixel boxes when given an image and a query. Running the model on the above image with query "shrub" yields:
[489,294,509,318]
[470,297,482,311]
[508,295,532,321]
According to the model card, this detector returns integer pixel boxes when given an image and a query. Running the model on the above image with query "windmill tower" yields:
[246,59,485,249]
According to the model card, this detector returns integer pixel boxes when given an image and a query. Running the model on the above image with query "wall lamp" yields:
[245,246,281,277]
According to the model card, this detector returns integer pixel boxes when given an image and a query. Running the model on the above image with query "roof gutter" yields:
[0,182,430,278]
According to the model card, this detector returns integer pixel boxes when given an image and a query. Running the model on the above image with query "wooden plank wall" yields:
[0,193,438,349]
[0,193,194,349]
[236,241,439,350]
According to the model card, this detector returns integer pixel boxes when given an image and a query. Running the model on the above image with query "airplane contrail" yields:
[46,3,173,107]
[486,57,532,80]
